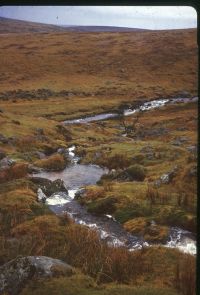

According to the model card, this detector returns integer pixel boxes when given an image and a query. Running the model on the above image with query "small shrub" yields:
[96,153,130,170]
[16,136,36,152]
[125,164,146,181]
[0,163,28,183]
[124,217,147,234]
[8,163,28,180]
[85,187,106,201]
[124,217,169,243]
[107,154,130,169]
[97,173,116,184]
[0,188,37,233]
[34,154,68,171]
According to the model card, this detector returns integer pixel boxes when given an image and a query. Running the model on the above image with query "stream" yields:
[63,96,198,124]
[34,97,197,255]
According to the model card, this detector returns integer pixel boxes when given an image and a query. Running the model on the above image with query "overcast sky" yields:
[0,6,197,29]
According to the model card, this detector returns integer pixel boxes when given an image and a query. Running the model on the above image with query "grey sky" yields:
[0,6,197,30]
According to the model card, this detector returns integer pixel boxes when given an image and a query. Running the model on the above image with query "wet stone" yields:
[37,188,47,202]
[30,177,68,197]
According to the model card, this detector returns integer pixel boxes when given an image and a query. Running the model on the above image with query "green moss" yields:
[114,203,151,224]
[87,196,117,215]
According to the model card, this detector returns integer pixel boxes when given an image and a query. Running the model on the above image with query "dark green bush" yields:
[87,196,117,215]
[126,164,146,181]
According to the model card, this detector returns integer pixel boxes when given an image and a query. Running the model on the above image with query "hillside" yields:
[0,16,68,33]
[0,25,197,106]
[0,17,197,295]
[0,17,149,34]
[61,25,149,32]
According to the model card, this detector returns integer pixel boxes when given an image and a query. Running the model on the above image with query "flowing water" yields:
[63,96,198,124]
[34,97,197,255]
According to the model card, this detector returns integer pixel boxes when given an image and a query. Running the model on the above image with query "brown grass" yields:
[175,254,196,295]
[34,153,67,171]
[0,28,197,102]
[0,163,28,183]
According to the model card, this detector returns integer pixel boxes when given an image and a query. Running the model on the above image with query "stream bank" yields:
[33,97,197,255]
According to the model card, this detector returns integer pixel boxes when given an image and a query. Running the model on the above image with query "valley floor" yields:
[0,95,197,295]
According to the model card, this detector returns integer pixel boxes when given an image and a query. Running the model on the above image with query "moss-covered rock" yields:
[114,203,151,224]
[124,218,169,243]
[87,196,117,215]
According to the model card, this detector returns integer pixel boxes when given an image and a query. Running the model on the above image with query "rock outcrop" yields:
[0,256,74,295]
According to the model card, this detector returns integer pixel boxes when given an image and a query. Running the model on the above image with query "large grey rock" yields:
[0,256,74,295]
[154,166,178,187]
[0,256,35,295]
[0,157,15,171]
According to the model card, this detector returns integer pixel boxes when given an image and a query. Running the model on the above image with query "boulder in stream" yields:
[29,177,68,197]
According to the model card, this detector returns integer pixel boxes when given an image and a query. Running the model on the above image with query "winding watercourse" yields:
[34,97,197,255]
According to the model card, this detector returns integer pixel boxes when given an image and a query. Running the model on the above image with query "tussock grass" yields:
[34,153,68,171]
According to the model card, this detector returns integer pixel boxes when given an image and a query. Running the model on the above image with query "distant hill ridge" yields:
[0,16,68,33]
[61,25,149,32]
[0,16,149,34]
